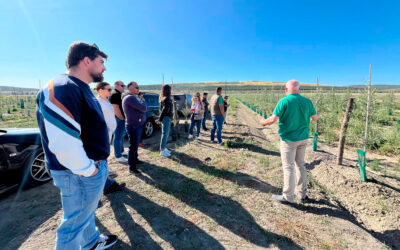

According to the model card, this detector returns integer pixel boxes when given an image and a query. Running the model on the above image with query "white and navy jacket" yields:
[36,74,109,176]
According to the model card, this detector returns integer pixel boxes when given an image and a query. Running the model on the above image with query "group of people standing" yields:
[187,88,230,144]
[95,80,146,176]
[35,41,318,250]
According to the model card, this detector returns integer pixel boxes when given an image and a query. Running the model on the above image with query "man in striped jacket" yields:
[36,42,117,250]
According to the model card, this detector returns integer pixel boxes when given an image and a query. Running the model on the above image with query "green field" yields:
[1,84,400,159]
[233,89,400,158]
[0,94,38,128]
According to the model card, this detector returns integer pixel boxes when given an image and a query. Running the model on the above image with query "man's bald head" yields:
[286,80,300,93]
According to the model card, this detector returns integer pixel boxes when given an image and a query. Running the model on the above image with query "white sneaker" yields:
[116,157,128,163]
[165,148,171,153]
[160,149,171,157]
[188,134,193,139]
[122,152,128,157]
[195,136,199,140]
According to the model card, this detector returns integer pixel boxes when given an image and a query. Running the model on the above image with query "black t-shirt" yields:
[110,89,124,118]
[202,97,209,113]
[224,101,228,112]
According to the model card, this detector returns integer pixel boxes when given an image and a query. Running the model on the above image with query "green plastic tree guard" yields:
[388,109,392,116]
[312,132,318,151]
[357,149,367,182]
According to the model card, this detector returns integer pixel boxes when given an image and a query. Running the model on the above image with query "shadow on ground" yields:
[225,136,280,156]
[289,197,400,249]
[104,188,224,249]
[170,151,281,194]
[137,162,302,249]
[0,183,61,250]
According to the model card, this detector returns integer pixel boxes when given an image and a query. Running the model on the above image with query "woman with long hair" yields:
[157,84,173,157]
[188,95,204,140]
[95,82,125,194]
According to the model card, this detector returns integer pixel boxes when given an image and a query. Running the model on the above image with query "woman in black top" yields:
[157,84,173,157]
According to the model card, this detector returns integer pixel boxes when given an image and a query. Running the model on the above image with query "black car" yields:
[0,128,51,194]
[173,94,193,116]
[142,93,160,138]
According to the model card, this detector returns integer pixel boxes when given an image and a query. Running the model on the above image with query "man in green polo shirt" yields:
[260,80,318,204]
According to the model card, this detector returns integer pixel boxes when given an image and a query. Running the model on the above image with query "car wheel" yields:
[23,149,52,187]
[143,120,154,138]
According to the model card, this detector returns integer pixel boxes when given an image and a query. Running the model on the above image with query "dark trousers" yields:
[202,112,208,129]
[126,124,143,170]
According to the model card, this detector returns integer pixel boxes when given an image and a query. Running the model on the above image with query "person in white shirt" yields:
[96,82,117,140]
[95,82,125,194]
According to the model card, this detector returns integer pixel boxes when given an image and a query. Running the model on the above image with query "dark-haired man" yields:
[122,81,147,174]
[110,80,128,163]
[201,92,209,131]
[210,87,225,145]
[36,42,117,249]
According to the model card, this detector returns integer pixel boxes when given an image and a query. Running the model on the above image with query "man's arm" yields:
[260,115,279,126]
[37,83,97,177]
[112,104,124,120]
[311,114,319,121]
[219,104,225,117]
[126,97,147,113]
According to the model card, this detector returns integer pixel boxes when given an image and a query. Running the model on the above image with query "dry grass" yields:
[0,104,391,249]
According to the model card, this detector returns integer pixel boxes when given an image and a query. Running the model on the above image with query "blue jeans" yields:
[113,117,126,158]
[126,124,143,170]
[189,118,201,137]
[211,115,224,143]
[160,116,171,151]
[50,161,108,250]
[202,112,208,129]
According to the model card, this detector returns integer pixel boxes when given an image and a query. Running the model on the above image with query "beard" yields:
[90,72,104,83]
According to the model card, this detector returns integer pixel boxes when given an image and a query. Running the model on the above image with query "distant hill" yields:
[139,81,400,93]
[0,86,38,92]
[349,84,400,90]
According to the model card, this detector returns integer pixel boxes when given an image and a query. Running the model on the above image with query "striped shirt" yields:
[36,74,109,176]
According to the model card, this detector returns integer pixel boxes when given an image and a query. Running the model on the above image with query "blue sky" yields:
[1,0,400,88]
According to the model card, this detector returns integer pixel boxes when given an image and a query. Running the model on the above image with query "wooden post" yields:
[364,64,372,152]
[172,101,180,139]
[337,98,355,165]
[315,76,320,133]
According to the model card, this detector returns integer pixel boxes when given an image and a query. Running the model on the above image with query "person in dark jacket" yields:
[36,42,118,249]
[156,84,173,157]
[122,81,147,174]
[202,92,209,130]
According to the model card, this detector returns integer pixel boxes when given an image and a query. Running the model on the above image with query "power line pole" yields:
[315,76,320,133]
[363,64,372,152]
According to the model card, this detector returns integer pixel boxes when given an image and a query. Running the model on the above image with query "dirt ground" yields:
[0,102,398,249]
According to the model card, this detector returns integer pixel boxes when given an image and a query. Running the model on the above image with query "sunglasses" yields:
[103,88,112,92]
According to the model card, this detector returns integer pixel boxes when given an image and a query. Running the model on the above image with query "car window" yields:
[145,95,158,106]
[174,96,181,101]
